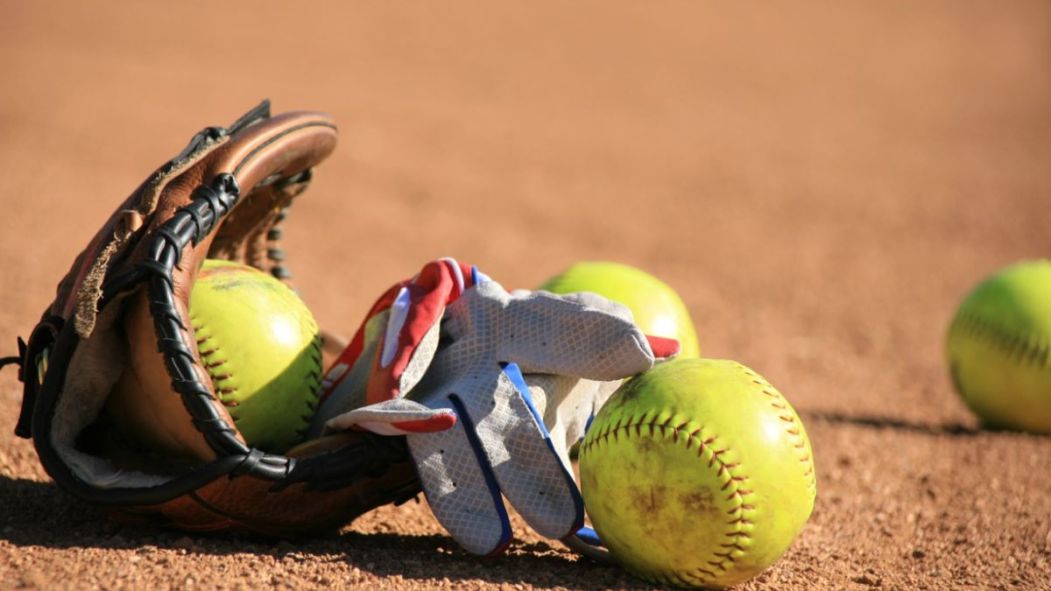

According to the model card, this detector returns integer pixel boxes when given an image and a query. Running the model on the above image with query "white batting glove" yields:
[311,259,678,555]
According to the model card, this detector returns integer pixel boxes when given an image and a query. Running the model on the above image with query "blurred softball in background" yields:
[947,259,1051,434]
[538,261,700,357]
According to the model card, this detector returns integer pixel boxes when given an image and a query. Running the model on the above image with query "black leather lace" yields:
[136,172,294,480]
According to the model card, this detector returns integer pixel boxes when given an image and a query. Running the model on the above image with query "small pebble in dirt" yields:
[852,572,883,587]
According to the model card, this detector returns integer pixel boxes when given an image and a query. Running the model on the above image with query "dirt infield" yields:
[2,1,1050,589]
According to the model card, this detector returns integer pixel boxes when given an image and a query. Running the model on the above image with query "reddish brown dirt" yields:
[2,2,1051,590]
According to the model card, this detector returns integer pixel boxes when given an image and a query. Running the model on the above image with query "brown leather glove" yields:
[0,101,420,537]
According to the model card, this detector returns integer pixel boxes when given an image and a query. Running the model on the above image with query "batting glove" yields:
[310,258,678,555]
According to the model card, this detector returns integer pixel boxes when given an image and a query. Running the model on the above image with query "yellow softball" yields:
[947,259,1051,433]
[191,259,323,453]
[578,358,816,589]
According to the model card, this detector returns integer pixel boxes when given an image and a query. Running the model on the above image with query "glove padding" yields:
[3,102,419,537]
[312,259,678,554]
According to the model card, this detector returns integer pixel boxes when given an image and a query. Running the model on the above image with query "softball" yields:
[578,358,816,589]
[947,259,1051,433]
[190,259,323,453]
[538,261,700,357]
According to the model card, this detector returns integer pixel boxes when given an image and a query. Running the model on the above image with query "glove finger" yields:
[310,311,388,437]
[323,398,456,436]
[366,258,489,402]
[540,290,634,321]
[460,363,584,541]
[407,410,512,556]
[645,334,680,359]
[500,287,656,379]
[528,375,625,461]
[520,291,681,361]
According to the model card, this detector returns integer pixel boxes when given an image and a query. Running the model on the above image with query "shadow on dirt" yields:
[336,530,651,588]
[0,475,166,549]
[0,475,650,589]
[337,531,652,590]
[803,411,987,437]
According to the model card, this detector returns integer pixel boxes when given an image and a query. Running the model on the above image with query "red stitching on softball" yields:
[579,413,754,584]
[743,365,817,491]
[295,332,325,441]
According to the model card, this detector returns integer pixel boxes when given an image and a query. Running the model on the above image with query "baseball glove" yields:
[0,101,420,537]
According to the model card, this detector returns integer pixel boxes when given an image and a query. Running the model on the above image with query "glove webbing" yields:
[138,171,414,485]
[137,173,294,480]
